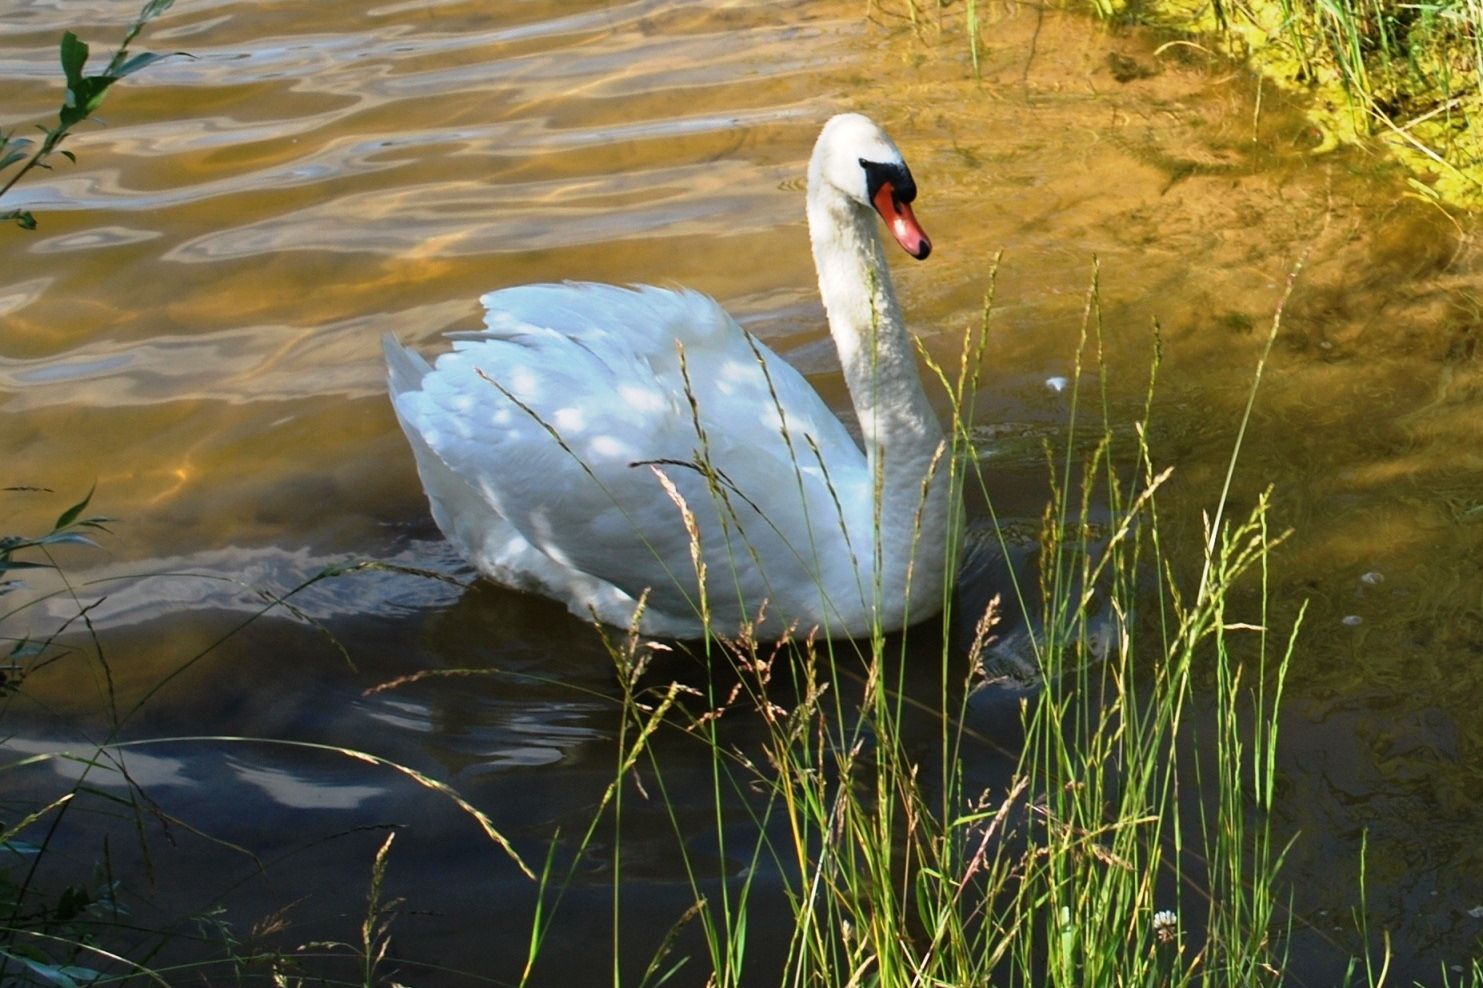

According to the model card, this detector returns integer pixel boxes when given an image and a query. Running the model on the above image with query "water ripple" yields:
[0,299,468,409]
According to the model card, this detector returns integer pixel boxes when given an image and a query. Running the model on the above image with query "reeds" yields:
[514,261,1316,987]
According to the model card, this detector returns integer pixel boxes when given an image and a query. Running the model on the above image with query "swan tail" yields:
[384,333,433,395]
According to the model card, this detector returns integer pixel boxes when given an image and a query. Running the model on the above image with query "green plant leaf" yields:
[66,77,116,124]
[0,950,100,988]
[8,638,46,659]
[0,560,53,573]
[112,50,174,79]
[59,32,89,90]
[54,485,95,530]
[114,0,177,57]
[2,209,38,230]
[33,532,100,549]
[0,149,27,171]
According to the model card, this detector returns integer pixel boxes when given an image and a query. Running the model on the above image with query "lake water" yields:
[3,0,1482,982]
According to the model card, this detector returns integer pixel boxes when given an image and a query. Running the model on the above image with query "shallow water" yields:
[4,0,1483,981]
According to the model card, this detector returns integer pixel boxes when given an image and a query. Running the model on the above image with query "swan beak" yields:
[871,182,932,260]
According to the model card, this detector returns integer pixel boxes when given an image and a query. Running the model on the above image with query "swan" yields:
[384,113,952,638]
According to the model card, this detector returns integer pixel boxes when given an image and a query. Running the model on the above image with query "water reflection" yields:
[0,301,466,409]
[3,735,194,790]
[167,159,783,260]
[229,756,387,810]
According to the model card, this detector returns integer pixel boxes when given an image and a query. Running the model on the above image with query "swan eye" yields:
[859,158,917,205]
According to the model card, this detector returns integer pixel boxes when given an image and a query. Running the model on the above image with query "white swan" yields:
[385,113,951,638]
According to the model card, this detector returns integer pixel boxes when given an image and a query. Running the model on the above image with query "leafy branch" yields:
[0,0,180,230]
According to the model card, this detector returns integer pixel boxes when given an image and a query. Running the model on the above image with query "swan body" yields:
[386,114,951,638]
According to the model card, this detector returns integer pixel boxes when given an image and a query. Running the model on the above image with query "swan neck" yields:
[806,185,941,455]
[805,176,951,627]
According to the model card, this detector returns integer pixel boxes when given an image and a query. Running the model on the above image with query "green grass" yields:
[1198,0,1483,198]
[500,261,1328,988]
[1113,0,1483,199]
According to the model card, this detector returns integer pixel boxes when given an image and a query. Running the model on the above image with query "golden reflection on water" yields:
[4,0,1483,977]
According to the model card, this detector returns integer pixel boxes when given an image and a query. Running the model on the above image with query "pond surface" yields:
[3,0,1483,982]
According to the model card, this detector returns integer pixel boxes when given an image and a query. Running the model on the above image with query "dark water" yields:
[3,0,1482,982]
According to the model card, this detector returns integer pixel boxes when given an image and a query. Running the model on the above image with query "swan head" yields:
[811,113,932,260]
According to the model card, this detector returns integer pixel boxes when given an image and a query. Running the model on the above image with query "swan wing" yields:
[465,283,860,455]
[390,284,867,628]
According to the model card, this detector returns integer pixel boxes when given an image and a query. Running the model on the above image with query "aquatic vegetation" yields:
[504,265,1317,987]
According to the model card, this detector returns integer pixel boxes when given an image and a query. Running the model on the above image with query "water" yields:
[3,0,1482,982]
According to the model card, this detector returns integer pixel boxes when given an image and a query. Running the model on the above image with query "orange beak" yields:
[872,182,931,260]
